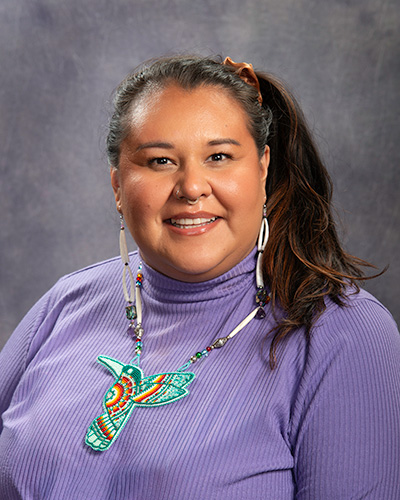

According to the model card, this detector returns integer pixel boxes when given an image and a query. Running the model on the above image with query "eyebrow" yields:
[135,138,241,152]
[207,138,241,147]
[135,141,174,152]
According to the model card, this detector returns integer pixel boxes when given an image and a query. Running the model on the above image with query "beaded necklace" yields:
[85,215,270,452]
[125,262,270,372]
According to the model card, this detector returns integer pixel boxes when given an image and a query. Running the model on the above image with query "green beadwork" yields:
[85,356,195,451]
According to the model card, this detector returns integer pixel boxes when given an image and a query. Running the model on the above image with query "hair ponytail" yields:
[257,72,377,366]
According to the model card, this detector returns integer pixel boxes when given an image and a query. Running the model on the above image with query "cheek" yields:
[120,178,141,211]
[119,174,169,221]
[219,170,265,211]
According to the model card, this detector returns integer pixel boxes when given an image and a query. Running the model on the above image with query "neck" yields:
[139,247,259,303]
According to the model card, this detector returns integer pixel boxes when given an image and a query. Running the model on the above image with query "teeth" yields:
[170,217,217,228]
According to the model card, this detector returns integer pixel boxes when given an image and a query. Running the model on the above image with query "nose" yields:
[174,162,212,203]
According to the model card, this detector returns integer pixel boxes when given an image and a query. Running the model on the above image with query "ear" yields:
[110,167,122,212]
[259,145,270,184]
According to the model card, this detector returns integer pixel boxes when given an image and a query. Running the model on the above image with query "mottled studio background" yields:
[0,0,399,349]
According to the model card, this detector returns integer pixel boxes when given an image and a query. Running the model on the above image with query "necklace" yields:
[85,215,270,452]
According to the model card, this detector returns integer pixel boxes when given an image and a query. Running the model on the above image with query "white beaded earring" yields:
[255,203,270,318]
[119,213,135,304]
[119,213,144,343]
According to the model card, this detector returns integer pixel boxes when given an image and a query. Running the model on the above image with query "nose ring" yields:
[186,198,200,205]
[175,188,200,205]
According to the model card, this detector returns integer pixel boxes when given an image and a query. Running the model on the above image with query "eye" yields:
[149,157,171,165]
[148,157,172,166]
[208,153,233,162]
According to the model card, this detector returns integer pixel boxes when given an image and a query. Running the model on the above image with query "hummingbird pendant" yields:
[85,355,195,451]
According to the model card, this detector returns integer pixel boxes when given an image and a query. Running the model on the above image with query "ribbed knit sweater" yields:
[0,248,399,499]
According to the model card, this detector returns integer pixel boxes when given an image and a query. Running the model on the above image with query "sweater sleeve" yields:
[291,297,400,499]
[0,288,56,434]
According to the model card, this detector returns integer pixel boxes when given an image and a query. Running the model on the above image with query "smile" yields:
[169,217,218,228]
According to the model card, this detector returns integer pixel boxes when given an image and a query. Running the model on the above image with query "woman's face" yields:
[111,84,269,282]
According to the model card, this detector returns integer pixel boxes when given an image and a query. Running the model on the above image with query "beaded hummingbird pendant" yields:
[85,355,195,451]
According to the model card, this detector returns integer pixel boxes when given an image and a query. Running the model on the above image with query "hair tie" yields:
[223,57,263,105]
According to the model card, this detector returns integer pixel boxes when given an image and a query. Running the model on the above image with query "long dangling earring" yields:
[119,213,144,357]
[119,213,137,319]
[255,203,270,319]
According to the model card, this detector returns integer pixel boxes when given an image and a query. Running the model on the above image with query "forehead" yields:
[125,84,250,138]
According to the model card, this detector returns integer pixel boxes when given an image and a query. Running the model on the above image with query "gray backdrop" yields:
[1,0,399,349]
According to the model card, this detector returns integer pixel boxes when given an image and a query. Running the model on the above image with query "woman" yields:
[0,55,399,499]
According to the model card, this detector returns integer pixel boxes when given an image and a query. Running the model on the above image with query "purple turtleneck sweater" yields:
[0,249,399,499]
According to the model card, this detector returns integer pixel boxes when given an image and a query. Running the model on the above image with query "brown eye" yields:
[209,153,232,162]
[148,157,172,166]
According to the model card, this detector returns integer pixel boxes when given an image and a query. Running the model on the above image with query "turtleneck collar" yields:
[139,247,258,303]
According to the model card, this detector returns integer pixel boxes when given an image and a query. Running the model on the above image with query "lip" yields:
[164,211,221,236]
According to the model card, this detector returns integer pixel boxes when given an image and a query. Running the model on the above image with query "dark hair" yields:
[107,55,376,367]
[256,72,377,365]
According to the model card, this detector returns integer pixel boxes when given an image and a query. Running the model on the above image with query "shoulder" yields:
[1,251,141,364]
[314,287,398,353]
[292,287,400,406]
[289,287,400,415]
[56,250,140,286]
[47,251,141,303]
[323,286,394,322]
[283,287,398,370]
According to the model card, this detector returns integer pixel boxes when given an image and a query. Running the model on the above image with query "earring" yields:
[255,203,270,319]
[119,213,135,304]
[119,214,143,341]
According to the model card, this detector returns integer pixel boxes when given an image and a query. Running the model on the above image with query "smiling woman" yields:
[0,55,399,500]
